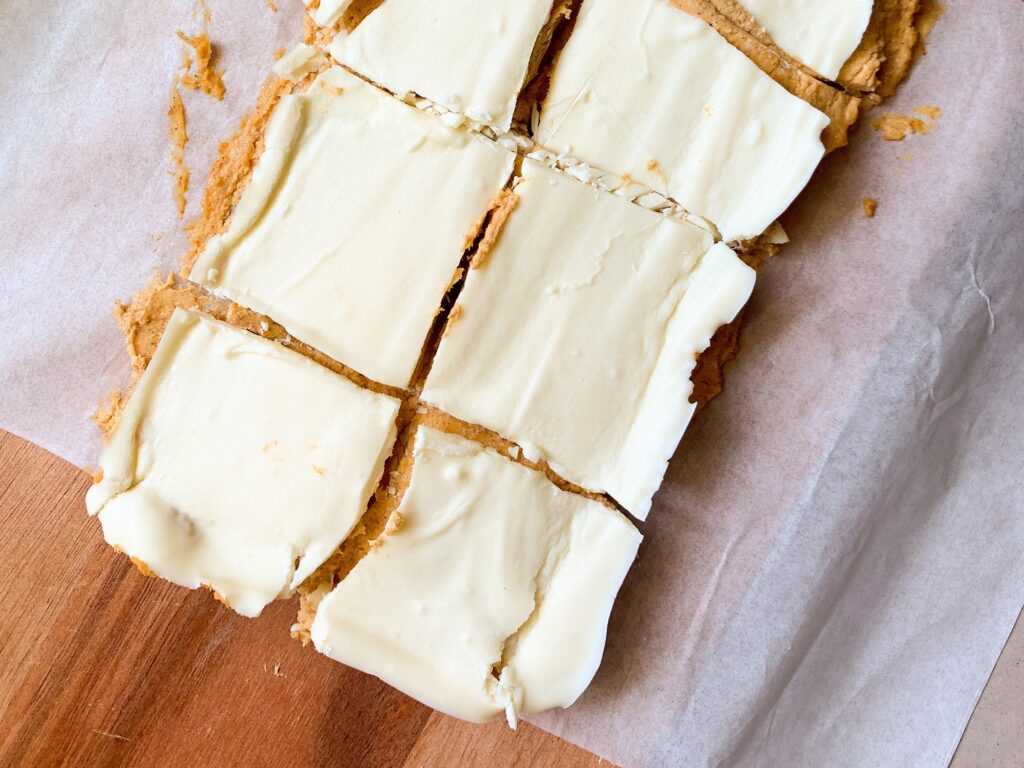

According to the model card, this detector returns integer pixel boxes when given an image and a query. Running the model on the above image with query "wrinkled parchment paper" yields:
[1,1,1022,766]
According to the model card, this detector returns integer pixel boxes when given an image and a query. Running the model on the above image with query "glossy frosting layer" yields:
[312,427,641,725]
[191,66,514,387]
[740,0,874,80]
[328,0,554,130]
[423,161,755,518]
[87,309,400,617]
[536,0,828,241]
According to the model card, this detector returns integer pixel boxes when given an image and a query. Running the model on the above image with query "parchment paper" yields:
[1,2,1022,766]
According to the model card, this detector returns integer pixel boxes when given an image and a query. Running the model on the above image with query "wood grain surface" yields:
[0,431,605,768]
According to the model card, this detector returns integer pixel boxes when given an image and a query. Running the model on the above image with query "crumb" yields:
[273,47,287,61]
[320,83,345,96]
[645,158,668,184]
[266,0,278,11]
[202,584,231,608]
[471,190,520,269]
[312,465,326,475]
[93,391,127,439]
[272,663,284,676]
[872,106,940,141]
[176,30,226,100]
[442,304,463,338]
[129,556,156,578]
[862,198,878,218]
[167,87,189,217]
[383,511,403,536]
[303,13,318,44]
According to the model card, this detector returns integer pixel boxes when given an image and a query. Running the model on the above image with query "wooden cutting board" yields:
[0,430,606,768]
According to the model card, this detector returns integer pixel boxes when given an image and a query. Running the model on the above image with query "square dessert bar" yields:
[707,0,875,83]
[191,65,515,388]
[87,309,400,617]
[422,160,755,519]
[324,0,558,131]
[535,0,829,242]
[311,426,641,726]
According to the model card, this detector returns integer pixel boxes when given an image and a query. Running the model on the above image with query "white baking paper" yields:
[1,2,1022,767]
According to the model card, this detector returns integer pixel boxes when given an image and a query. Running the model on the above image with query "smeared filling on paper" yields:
[166,1,227,217]
[873,105,941,141]
[167,89,190,218]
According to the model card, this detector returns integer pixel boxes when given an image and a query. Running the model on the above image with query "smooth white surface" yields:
[423,161,755,518]
[535,0,828,241]
[191,66,515,388]
[328,0,554,130]
[739,0,874,80]
[311,426,641,724]
[86,309,400,617]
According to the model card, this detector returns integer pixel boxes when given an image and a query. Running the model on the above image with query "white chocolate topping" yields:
[87,309,400,617]
[328,0,555,131]
[535,0,829,242]
[739,0,874,80]
[311,427,641,724]
[423,161,755,518]
[191,66,514,387]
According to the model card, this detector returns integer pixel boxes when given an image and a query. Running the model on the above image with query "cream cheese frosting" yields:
[311,426,641,725]
[534,0,829,242]
[328,0,555,131]
[86,309,400,618]
[190,66,515,388]
[737,0,874,80]
[422,161,755,519]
